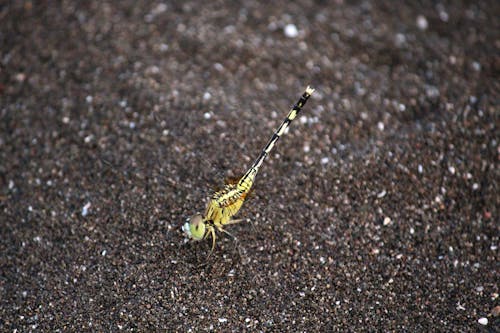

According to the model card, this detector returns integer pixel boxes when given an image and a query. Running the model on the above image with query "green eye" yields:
[190,221,205,240]
[183,214,205,240]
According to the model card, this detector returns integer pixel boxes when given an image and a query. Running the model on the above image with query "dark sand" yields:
[1,1,498,331]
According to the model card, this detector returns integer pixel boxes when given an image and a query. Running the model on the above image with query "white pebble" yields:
[218,318,228,323]
[377,190,387,198]
[84,135,94,143]
[284,24,299,38]
[320,157,329,165]
[418,164,423,174]
[159,43,169,52]
[8,180,15,189]
[203,92,211,101]
[478,317,488,325]
[213,63,224,71]
[203,112,212,119]
[439,10,449,22]
[377,122,384,131]
[395,33,406,47]
[472,61,481,72]
[15,72,26,82]
[383,217,392,226]
[86,95,93,103]
[472,183,479,190]
[82,202,91,216]
[416,15,428,30]
[426,85,440,98]
[152,3,167,15]
[101,249,107,256]
[303,144,310,153]
[448,166,455,175]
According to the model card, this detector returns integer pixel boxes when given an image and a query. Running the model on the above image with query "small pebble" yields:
[82,202,91,216]
[203,112,212,119]
[492,305,500,317]
[383,217,392,226]
[284,24,299,38]
[151,3,167,15]
[416,15,428,30]
[159,43,169,52]
[203,92,211,101]
[213,63,224,71]
[439,10,449,22]
[84,135,94,143]
[218,318,228,323]
[15,72,26,82]
[478,317,488,326]
[471,61,481,72]
[395,33,406,47]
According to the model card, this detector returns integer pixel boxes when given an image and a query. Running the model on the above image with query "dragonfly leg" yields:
[218,226,247,261]
[224,218,245,225]
[205,226,217,259]
[218,226,238,241]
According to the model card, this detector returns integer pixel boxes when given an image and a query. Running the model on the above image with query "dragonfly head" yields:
[182,213,206,241]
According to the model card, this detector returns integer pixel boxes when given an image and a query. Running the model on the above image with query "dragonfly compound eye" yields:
[183,213,205,241]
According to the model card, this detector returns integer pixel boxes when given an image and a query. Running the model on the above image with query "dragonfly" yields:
[183,86,315,254]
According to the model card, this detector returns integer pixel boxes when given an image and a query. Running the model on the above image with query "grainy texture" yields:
[1,1,498,332]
